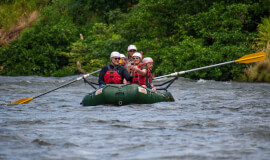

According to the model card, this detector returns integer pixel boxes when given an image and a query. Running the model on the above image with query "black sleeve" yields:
[98,65,108,85]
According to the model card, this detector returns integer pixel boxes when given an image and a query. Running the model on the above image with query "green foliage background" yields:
[0,0,269,80]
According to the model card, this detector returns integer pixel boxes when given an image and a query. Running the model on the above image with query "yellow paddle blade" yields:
[9,97,34,104]
[235,51,266,63]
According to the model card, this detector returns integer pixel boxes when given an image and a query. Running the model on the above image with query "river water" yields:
[0,75,270,160]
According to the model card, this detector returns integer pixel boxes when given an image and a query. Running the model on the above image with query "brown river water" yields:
[0,75,270,160]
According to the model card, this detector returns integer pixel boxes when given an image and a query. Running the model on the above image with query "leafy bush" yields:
[1,0,270,81]
[0,0,49,30]
[238,17,270,82]
[84,23,127,61]
[0,3,79,76]
[0,43,59,75]
[66,0,139,25]
[118,2,257,80]
[151,37,249,80]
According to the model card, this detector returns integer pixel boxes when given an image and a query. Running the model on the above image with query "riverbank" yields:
[1,1,270,82]
[237,51,270,82]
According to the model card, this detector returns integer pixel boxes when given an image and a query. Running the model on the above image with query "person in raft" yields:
[126,44,144,75]
[119,53,128,68]
[140,57,156,90]
[127,44,138,62]
[129,52,147,84]
[98,51,131,87]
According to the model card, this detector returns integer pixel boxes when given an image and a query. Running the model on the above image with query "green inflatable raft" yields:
[81,84,174,106]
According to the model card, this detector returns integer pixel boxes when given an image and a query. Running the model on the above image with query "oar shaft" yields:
[34,69,101,99]
[34,79,78,98]
[154,51,266,80]
[155,61,235,79]
[178,60,235,75]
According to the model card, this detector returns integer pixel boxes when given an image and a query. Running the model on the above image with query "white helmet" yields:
[110,51,120,58]
[127,44,137,51]
[143,57,153,64]
[119,54,126,58]
[132,52,142,59]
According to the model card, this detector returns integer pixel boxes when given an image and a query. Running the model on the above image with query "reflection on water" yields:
[0,75,270,160]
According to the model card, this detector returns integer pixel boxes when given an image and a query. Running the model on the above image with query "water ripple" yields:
[0,76,269,159]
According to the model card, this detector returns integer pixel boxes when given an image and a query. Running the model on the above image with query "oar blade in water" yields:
[235,51,266,63]
[9,97,34,104]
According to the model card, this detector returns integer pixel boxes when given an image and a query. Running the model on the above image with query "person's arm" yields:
[133,66,147,76]
[151,84,156,91]
[123,78,128,84]
[126,61,133,76]
[98,66,107,85]
[122,67,132,82]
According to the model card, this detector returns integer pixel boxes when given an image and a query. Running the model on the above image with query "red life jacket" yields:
[131,63,143,84]
[104,65,122,84]
[139,69,154,86]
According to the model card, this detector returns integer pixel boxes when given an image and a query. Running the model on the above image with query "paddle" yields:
[9,69,101,104]
[154,51,266,80]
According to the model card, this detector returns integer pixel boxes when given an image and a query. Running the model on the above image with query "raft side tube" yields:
[81,84,174,106]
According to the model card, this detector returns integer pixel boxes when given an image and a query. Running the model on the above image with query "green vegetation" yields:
[0,0,49,30]
[0,0,270,82]
[238,17,270,82]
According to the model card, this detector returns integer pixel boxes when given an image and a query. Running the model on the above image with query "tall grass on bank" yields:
[0,0,48,30]
[239,17,270,82]
[0,0,49,45]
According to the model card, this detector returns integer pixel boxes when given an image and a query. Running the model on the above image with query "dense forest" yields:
[0,0,270,82]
